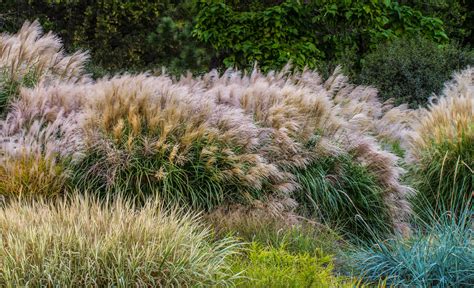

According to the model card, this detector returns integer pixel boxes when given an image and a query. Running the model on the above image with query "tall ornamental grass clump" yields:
[0,21,88,199]
[71,75,288,210]
[409,68,473,220]
[1,22,414,240]
[188,66,412,237]
[0,195,240,287]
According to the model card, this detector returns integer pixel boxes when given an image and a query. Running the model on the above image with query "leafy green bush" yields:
[194,0,447,72]
[0,195,240,286]
[407,0,473,45]
[358,36,474,106]
[350,209,474,287]
[232,243,355,287]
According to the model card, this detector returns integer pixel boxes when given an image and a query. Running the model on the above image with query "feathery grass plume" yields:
[409,67,473,219]
[0,194,240,286]
[185,65,411,237]
[326,67,416,152]
[0,113,81,198]
[72,74,288,209]
[0,20,89,115]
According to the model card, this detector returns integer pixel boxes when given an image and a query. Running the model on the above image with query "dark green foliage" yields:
[406,0,473,46]
[194,0,447,72]
[0,0,210,73]
[194,1,323,71]
[293,155,393,240]
[359,37,474,106]
[146,16,212,75]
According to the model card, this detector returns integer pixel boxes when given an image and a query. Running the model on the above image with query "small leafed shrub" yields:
[232,243,355,288]
[0,195,240,287]
[359,36,474,107]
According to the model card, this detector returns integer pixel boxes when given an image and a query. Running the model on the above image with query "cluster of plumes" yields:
[180,65,413,234]
[0,21,89,197]
[409,67,473,162]
[0,20,89,86]
[73,75,288,209]
[0,22,417,234]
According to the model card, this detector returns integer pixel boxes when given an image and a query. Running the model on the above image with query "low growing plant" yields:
[0,194,240,286]
[232,243,356,288]
[350,208,474,287]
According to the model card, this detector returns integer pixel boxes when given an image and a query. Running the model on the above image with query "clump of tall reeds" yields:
[409,67,473,219]
[0,194,240,286]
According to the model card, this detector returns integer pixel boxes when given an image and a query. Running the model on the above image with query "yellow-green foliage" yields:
[232,243,356,288]
[0,154,65,198]
[0,195,239,287]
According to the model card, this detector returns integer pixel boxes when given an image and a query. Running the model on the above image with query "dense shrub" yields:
[232,243,355,287]
[358,36,474,107]
[0,195,240,286]
[194,0,447,72]
[408,68,473,219]
[0,0,208,72]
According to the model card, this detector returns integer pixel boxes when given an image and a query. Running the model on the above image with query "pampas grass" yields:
[0,194,240,287]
